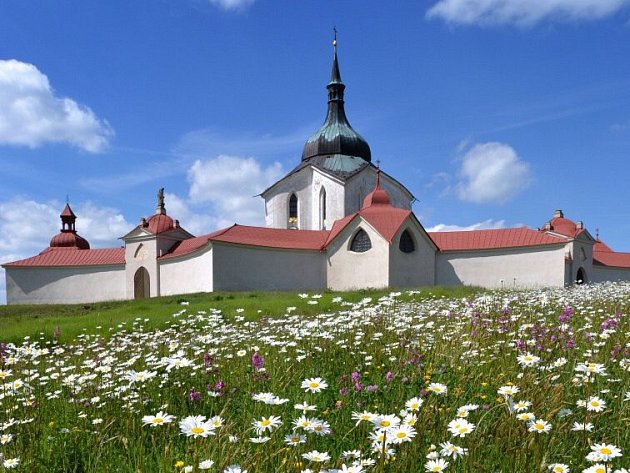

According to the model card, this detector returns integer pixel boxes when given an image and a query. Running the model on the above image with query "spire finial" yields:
[333,26,337,49]
[66,194,69,204]
[156,187,166,215]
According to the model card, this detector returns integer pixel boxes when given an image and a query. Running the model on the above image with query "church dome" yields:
[544,210,581,237]
[50,231,90,249]
[145,213,175,234]
[301,39,371,163]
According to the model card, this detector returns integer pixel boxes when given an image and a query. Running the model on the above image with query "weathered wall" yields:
[389,224,436,288]
[326,218,390,291]
[5,265,126,304]
[159,246,214,296]
[212,243,326,291]
[436,245,567,288]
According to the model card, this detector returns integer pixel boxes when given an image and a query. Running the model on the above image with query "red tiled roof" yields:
[2,247,125,267]
[360,206,412,242]
[209,224,329,250]
[593,239,630,268]
[429,227,567,251]
[159,231,221,260]
[50,231,90,250]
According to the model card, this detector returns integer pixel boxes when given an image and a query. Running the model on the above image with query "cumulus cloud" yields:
[456,142,532,204]
[187,155,284,227]
[426,219,508,232]
[0,59,113,152]
[207,0,255,11]
[426,0,630,26]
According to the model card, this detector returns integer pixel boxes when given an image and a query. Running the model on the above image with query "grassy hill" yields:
[0,286,481,344]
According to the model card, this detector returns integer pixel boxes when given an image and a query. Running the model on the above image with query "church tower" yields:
[261,34,414,231]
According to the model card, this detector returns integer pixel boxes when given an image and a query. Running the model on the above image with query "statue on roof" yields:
[157,187,166,214]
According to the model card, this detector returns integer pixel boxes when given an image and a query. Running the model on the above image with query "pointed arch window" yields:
[399,229,415,253]
[319,187,327,230]
[288,193,298,228]
[350,229,372,253]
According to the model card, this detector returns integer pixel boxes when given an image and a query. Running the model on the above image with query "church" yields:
[4,43,630,304]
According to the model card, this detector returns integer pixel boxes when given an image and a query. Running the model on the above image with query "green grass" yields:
[0,286,482,344]
[1,283,627,472]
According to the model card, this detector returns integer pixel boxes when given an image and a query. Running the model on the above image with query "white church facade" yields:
[4,45,630,304]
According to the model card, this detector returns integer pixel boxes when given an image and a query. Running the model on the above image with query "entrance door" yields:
[576,267,587,284]
[134,267,150,299]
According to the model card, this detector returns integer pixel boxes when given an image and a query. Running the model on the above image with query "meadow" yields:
[0,283,628,472]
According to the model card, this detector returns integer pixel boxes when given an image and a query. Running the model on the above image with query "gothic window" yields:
[399,229,415,253]
[289,194,298,218]
[350,229,372,253]
[319,187,327,230]
[288,193,298,228]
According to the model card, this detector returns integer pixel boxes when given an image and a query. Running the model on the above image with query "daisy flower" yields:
[514,400,532,412]
[427,383,448,395]
[447,418,475,437]
[528,420,552,433]
[388,424,416,444]
[571,422,594,431]
[405,397,424,411]
[352,410,377,425]
[294,401,318,412]
[498,385,520,397]
[142,411,176,427]
[588,443,622,462]
[586,396,606,412]
[284,433,306,446]
[301,377,328,393]
[582,465,609,473]
[252,415,282,435]
[199,460,214,470]
[371,414,400,431]
[440,441,468,458]
[302,450,331,462]
[517,353,541,367]
[516,413,536,422]
[179,416,216,438]
[2,458,20,469]
[223,465,247,473]
[547,464,570,473]
[425,458,449,472]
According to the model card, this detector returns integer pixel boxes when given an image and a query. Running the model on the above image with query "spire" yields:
[301,31,371,163]
[60,203,77,231]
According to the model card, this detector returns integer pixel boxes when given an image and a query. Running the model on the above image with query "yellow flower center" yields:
[397,432,406,438]
[553,467,563,472]
[261,419,271,426]
[600,447,612,455]
[191,427,205,434]
[596,468,605,473]
[309,382,319,388]
[152,418,163,424]
[381,420,391,427]
[459,427,468,433]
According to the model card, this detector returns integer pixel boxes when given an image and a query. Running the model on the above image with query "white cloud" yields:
[0,59,113,152]
[456,142,532,204]
[207,0,254,11]
[187,155,284,227]
[426,0,630,26]
[426,219,507,232]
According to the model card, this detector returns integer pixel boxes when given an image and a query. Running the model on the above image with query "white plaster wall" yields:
[311,169,345,230]
[263,168,313,230]
[435,245,567,288]
[212,243,326,291]
[344,168,412,215]
[389,224,436,288]
[124,237,160,298]
[159,246,214,296]
[591,265,630,283]
[5,266,126,305]
[326,218,390,291]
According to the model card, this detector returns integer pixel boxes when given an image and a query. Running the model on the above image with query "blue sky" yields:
[1,0,630,303]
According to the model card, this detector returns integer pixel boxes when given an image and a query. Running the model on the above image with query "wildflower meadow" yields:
[0,283,628,472]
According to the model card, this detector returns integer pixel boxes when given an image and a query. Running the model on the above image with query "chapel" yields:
[4,41,630,304]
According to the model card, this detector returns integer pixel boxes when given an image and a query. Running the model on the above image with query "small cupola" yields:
[49,203,90,249]
[144,188,176,234]
[362,171,391,208]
